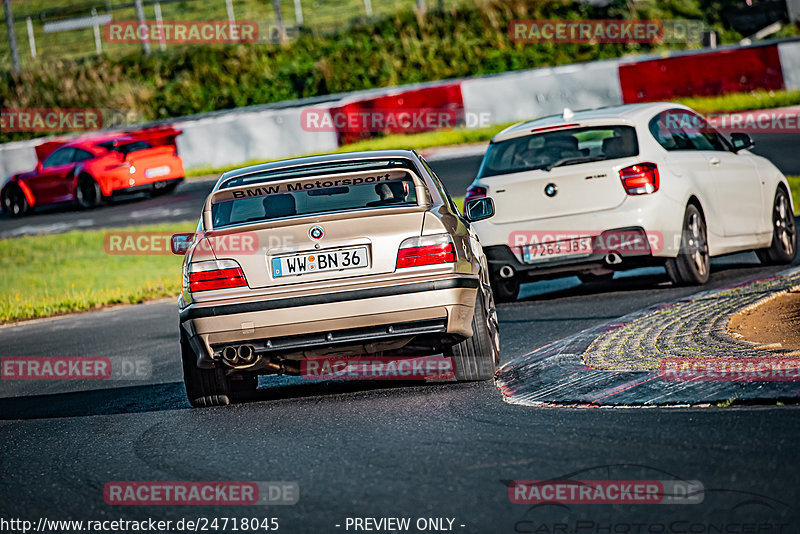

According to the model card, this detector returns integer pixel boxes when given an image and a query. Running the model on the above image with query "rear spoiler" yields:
[34,139,70,162]
[33,125,182,162]
[122,125,182,147]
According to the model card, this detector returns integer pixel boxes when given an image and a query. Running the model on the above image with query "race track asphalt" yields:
[1,136,799,532]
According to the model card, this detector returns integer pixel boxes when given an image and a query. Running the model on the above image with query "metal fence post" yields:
[92,8,102,55]
[293,0,303,26]
[134,0,151,56]
[154,1,166,51]
[272,0,286,43]
[3,0,21,73]
[26,16,36,59]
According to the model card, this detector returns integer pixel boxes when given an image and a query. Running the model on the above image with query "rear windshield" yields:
[211,175,419,229]
[478,125,639,178]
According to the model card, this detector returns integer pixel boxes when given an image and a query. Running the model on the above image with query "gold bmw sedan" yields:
[172,150,500,407]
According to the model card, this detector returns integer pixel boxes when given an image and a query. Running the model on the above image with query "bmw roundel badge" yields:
[309,225,325,240]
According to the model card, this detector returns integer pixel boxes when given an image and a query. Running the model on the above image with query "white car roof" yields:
[492,102,692,143]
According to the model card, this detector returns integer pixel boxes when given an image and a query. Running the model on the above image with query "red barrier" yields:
[328,83,464,144]
[619,45,784,103]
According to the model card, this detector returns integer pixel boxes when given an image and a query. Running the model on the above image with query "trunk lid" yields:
[485,159,630,224]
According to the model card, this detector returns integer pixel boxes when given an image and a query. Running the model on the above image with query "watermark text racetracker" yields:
[509,480,703,505]
[661,108,800,133]
[1,356,150,380]
[301,109,492,133]
[509,19,706,44]
[104,481,298,505]
[660,357,800,381]
[1,517,280,533]
[104,20,258,44]
[508,229,663,259]
[103,231,293,255]
[1,108,102,133]
[301,356,456,381]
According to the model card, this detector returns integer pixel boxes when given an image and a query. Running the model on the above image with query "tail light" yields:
[619,163,659,195]
[188,259,247,292]
[465,185,487,203]
[396,234,456,269]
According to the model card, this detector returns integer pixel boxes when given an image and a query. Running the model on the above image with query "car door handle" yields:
[709,157,720,166]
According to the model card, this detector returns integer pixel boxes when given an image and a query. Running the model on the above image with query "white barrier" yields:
[461,58,624,124]
[0,138,41,184]
[778,41,800,91]
[174,106,338,170]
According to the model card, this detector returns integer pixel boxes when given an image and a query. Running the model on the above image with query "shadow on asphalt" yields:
[510,258,795,304]
[0,378,474,420]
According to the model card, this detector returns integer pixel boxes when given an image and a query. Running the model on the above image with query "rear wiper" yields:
[544,156,605,172]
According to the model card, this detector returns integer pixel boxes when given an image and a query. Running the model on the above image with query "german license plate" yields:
[523,236,592,262]
[271,246,369,278]
[145,166,170,178]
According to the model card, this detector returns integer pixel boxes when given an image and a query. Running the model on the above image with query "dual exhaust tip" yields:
[222,344,257,365]
[497,251,622,278]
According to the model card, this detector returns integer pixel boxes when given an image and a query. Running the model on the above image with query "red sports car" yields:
[1,127,185,216]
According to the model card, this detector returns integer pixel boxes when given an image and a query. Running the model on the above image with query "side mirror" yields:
[464,197,495,222]
[170,233,195,255]
[730,132,754,152]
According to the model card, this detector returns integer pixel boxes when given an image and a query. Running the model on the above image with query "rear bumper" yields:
[109,177,183,197]
[484,226,664,282]
[180,276,479,367]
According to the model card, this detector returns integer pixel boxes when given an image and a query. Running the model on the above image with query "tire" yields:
[181,331,231,408]
[76,175,102,209]
[665,204,710,286]
[1,184,29,217]
[578,272,614,284]
[756,187,796,265]
[447,287,500,381]
[490,275,519,303]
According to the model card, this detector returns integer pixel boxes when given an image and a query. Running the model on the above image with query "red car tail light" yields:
[188,259,247,292]
[619,162,659,195]
[396,235,456,269]
[465,185,487,203]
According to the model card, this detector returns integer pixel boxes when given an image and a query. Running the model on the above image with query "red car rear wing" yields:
[33,125,183,163]
[124,125,182,147]
[34,139,71,162]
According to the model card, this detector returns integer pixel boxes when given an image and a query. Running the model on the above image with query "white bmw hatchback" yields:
[466,102,796,301]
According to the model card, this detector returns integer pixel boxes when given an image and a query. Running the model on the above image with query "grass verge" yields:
[675,89,800,114]
[0,222,193,324]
